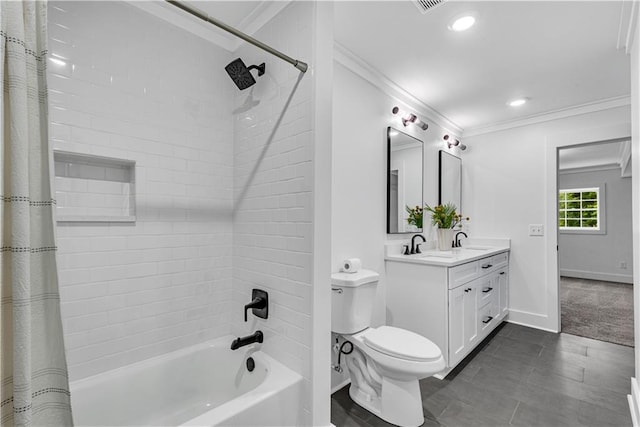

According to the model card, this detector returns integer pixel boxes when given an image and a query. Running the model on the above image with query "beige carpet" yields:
[560,276,634,347]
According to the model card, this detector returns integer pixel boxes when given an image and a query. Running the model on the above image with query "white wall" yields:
[631,0,640,384]
[558,167,632,283]
[229,3,326,424]
[49,1,235,381]
[50,2,329,424]
[463,106,631,331]
[332,63,454,322]
[330,62,461,388]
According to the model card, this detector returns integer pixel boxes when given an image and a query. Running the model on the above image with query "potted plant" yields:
[425,203,469,250]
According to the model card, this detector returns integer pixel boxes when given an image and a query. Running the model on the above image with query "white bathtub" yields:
[70,335,303,426]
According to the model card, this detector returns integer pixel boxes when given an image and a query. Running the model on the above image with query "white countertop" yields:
[384,238,510,267]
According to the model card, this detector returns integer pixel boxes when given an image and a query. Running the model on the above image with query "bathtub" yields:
[70,336,303,426]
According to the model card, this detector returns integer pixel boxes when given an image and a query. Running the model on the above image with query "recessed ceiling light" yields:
[508,98,528,107]
[449,15,476,32]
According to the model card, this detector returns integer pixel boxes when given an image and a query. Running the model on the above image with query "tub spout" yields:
[231,330,264,350]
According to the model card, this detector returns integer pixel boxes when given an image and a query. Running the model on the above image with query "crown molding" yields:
[463,95,631,138]
[619,139,632,177]
[334,41,630,140]
[128,1,235,50]
[558,163,621,175]
[235,2,291,51]
[128,1,291,53]
[333,42,464,135]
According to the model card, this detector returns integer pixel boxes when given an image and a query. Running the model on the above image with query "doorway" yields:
[557,140,634,346]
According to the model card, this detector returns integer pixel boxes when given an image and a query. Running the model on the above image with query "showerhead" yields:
[225,58,266,90]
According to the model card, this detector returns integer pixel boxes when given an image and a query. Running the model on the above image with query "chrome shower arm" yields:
[165,0,309,73]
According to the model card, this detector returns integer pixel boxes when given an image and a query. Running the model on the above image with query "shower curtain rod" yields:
[165,0,309,73]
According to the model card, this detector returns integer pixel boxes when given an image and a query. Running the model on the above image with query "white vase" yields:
[437,228,454,251]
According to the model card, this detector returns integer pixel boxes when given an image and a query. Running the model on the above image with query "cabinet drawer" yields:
[491,252,509,269]
[478,258,495,273]
[448,261,479,289]
[479,302,498,334]
[478,277,496,307]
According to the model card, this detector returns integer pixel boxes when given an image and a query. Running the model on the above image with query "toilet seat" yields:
[362,326,441,362]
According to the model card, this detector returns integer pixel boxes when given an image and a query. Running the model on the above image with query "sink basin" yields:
[420,251,455,258]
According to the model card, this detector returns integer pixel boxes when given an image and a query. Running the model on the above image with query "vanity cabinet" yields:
[448,282,477,365]
[385,250,509,377]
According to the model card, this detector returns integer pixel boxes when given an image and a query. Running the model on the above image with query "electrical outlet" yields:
[529,224,544,236]
[620,261,628,269]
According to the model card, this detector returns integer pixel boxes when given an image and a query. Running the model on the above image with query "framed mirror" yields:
[438,150,461,212]
[387,127,423,234]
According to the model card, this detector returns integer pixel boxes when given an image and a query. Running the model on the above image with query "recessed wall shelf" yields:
[54,151,136,223]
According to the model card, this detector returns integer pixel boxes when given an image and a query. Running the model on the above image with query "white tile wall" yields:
[49,2,321,421]
[49,1,235,381]
[55,176,134,219]
[230,2,316,422]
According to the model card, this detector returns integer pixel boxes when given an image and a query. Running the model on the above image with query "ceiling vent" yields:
[412,0,447,14]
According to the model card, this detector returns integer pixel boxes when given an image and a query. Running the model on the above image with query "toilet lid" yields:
[363,326,441,362]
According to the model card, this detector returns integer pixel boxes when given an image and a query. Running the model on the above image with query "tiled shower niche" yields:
[54,151,136,222]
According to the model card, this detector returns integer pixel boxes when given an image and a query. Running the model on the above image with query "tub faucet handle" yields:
[244,289,269,322]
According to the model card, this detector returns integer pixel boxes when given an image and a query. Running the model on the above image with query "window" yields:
[558,187,602,232]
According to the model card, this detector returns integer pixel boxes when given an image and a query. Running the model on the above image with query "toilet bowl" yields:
[341,326,445,426]
[331,270,445,427]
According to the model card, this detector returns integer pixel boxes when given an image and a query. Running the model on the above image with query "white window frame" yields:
[558,184,606,235]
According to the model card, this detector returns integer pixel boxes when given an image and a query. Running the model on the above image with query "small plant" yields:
[405,205,423,229]
[425,203,469,229]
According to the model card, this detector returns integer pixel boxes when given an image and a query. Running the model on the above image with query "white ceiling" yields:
[130,1,289,51]
[139,1,631,134]
[334,1,631,133]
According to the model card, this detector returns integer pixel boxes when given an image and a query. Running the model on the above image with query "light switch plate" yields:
[529,224,544,236]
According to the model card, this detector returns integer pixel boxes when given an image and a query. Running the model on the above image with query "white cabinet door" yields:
[464,282,478,347]
[448,285,466,366]
[448,281,479,367]
[497,269,508,318]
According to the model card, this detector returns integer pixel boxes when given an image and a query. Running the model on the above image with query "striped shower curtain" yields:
[0,1,74,425]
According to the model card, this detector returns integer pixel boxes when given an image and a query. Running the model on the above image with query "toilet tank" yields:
[331,270,379,334]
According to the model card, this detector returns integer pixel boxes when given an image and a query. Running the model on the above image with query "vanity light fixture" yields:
[391,106,428,131]
[444,134,466,151]
[508,97,528,107]
[449,15,476,32]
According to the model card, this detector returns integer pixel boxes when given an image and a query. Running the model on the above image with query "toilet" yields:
[332,269,445,427]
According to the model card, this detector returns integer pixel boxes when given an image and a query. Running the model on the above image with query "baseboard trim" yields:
[560,269,633,284]
[507,318,559,334]
[331,378,350,394]
[507,309,558,332]
[630,378,640,426]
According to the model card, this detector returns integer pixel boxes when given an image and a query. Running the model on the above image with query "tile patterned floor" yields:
[331,323,634,426]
